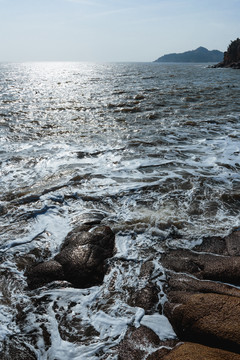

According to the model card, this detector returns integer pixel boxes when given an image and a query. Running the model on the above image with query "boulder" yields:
[26,260,64,289]
[164,292,240,353]
[213,38,240,68]
[26,225,115,289]
[159,342,240,360]
[194,230,240,256]
[165,272,240,302]
[118,325,177,360]
[161,249,240,286]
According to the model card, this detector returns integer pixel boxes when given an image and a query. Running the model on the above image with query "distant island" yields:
[154,46,223,63]
[213,38,240,69]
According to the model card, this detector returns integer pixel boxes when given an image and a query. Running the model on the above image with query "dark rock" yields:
[159,342,240,360]
[194,235,227,254]
[26,225,115,289]
[161,249,240,286]
[194,230,240,256]
[165,272,240,300]
[225,230,240,256]
[118,325,161,360]
[128,283,159,313]
[0,339,37,360]
[127,261,160,313]
[118,325,178,360]
[26,260,64,289]
[164,292,240,353]
[212,38,240,68]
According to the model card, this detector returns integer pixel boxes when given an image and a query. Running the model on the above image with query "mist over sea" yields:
[0,62,240,359]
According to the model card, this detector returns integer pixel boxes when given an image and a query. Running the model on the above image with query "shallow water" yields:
[0,62,240,359]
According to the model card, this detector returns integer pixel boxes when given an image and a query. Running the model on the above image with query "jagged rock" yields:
[165,272,240,302]
[164,293,240,353]
[26,260,65,289]
[128,283,159,313]
[118,326,177,360]
[26,225,115,289]
[194,230,240,256]
[159,342,240,360]
[127,261,160,313]
[0,339,37,360]
[161,249,240,286]
[213,38,240,68]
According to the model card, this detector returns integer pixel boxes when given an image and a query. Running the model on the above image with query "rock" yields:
[165,272,240,301]
[213,38,240,68]
[0,339,37,360]
[194,230,240,256]
[225,231,240,256]
[161,249,240,286]
[164,293,240,353]
[146,347,172,360]
[118,326,177,360]
[127,261,160,313]
[159,342,240,360]
[193,235,228,254]
[26,260,64,289]
[128,283,159,313]
[26,225,115,289]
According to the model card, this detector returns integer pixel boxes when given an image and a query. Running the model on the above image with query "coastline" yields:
[118,229,240,359]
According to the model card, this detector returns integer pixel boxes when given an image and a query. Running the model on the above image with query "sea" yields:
[0,61,240,359]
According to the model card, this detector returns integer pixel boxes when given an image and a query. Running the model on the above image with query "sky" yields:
[0,0,240,62]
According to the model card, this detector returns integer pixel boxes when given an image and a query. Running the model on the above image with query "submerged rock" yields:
[26,225,115,289]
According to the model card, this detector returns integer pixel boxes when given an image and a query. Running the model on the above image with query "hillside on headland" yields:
[154,46,223,63]
[213,38,240,69]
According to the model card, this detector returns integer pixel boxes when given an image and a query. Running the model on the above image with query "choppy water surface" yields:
[0,62,240,359]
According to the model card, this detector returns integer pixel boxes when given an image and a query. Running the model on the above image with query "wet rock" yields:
[161,230,240,354]
[128,283,159,313]
[165,272,240,301]
[193,235,228,254]
[159,342,240,360]
[26,260,65,289]
[0,339,37,360]
[225,230,240,256]
[118,325,178,360]
[161,249,240,286]
[164,292,240,353]
[127,261,160,313]
[194,230,240,256]
[26,225,115,289]
[118,325,161,360]
[0,204,7,216]
[146,347,172,360]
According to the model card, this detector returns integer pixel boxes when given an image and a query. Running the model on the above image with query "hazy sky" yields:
[0,0,240,62]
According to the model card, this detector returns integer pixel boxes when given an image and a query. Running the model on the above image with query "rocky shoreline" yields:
[212,38,240,69]
[118,229,240,359]
[12,221,240,359]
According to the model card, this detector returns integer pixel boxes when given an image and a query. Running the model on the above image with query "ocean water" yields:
[0,62,240,359]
